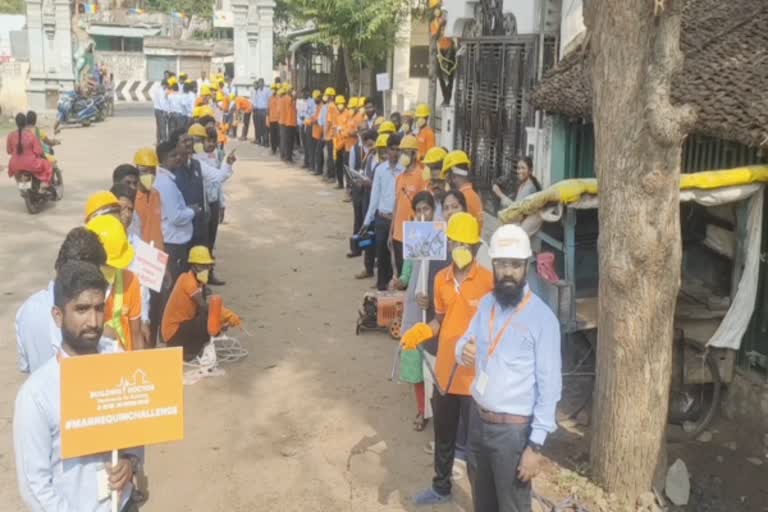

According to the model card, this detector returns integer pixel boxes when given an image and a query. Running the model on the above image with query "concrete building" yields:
[230,0,275,91]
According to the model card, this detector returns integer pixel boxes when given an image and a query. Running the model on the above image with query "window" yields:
[93,36,143,53]
[409,46,429,78]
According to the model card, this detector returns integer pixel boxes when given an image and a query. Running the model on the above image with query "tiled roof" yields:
[531,0,768,148]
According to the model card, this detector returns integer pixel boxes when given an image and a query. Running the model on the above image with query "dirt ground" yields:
[0,105,766,511]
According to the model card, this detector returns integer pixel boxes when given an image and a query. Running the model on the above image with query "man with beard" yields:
[14,261,144,512]
[400,212,493,506]
[456,224,561,512]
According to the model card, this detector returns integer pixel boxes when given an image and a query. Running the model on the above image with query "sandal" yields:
[413,414,429,432]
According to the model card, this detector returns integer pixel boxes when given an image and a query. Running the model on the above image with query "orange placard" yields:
[60,347,184,459]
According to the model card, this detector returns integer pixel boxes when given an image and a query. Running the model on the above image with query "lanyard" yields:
[485,291,532,363]
[108,271,126,349]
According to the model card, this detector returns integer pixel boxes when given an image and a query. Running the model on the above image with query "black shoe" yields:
[347,252,362,258]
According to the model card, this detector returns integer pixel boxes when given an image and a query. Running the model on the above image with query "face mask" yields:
[416,117,427,128]
[193,142,204,154]
[402,123,411,133]
[322,95,329,102]
[399,154,412,168]
[452,247,473,269]
[139,174,154,190]
[196,269,209,284]
[101,266,117,284]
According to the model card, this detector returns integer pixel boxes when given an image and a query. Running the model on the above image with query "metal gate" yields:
[454,35,556,199]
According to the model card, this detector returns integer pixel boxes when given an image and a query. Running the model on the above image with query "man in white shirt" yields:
[151,80,169,144]
[16,227,108,374]
[14,261,143,512]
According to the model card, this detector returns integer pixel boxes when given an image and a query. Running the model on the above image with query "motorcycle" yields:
[56,91,98,127]
[15,165,64,214]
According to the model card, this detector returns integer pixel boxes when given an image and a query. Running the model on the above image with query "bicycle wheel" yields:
[668,338,722,437]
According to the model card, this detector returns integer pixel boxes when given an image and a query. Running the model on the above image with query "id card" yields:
[476,370,489,396]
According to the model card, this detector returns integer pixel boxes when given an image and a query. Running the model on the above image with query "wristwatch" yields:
[527,441,543,454]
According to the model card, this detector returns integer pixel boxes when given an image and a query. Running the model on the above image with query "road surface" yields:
[0,104,474,511]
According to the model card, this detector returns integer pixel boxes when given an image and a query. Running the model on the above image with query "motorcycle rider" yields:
[6,113,53,187]
[25,111,58,157]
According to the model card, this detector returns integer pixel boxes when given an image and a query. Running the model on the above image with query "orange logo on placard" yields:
[60,347,184,459]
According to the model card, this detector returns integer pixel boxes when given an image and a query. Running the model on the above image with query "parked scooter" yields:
[56,91,98,127]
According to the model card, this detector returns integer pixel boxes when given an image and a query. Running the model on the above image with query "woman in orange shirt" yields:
[389,135,427,274]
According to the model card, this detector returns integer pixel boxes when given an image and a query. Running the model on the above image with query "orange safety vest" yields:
[280,95,297,127]
[324,103,339,141]
[309,104,322,140]
[268,95,282,124]
[334,109,350,151]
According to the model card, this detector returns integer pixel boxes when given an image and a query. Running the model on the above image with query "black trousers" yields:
[281,126,295,162]
[148,289,163,348]
[302,127,313,168]
[392,240,404,277]
[432,390,472,496]
[154,109,164,144]
[167,310,209,361]
[362,189,375,274]
[374,215,393,290]
[241,111,251,139]
[314,140,325,174]
[325,141,335,179]
[165,242,191,285]
[467,402,532,512]
[208,201,220,253]
[270,123,280,154]
[254,109,267,145]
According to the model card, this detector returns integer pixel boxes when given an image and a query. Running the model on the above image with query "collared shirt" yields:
[151,84,168,111]
[366,113,379,129]
[296,98,308,123]
[14,339,143,512]
[193,154,233,203]
[433,262,494,395]
[251,87,270,110]
[317,103,329,129]
[154,167,194,244]
[167,92,185,115]
[363,161,404,226]
[15,281,60,374]
[134,188,164,252]
[183,92,196,117]
[304,99,317,125]
[455,287,562,445]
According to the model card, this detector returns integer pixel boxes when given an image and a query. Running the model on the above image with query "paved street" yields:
[0,105,474,511]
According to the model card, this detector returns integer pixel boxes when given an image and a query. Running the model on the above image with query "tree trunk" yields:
[585,0,696,504]
[340,46,356,96]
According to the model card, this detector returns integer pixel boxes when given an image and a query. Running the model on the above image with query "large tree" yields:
[283,0,409,93]
[584,0,696,504]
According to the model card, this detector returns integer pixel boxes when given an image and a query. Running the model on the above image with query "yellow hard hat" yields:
[188,123,208,138]
[270,83,278,90]
[415,104,431,118]
[335,95,346,105]
[84,191,120,221]
[167,77,178,87]
[446,212,480,245]
[209,82,219,91]
[86,214,134,270]
[422,146,447,166]
[216,91,225,102]
[200,85,211,97]
[133,147,158,168]
[192,106,203,118]
[375,134,390,149]
[399,134,419,151]
[188,245,215,264]
[348,97,359,109]
[179,72,188,80]
[324,87,336,96]
[378,120,396,134]
[428,0,441,7]
[441,149,471,178]
[229,92,236,100]
[312,89,321,99]
[196,106,214,119]
[285,83,293,92]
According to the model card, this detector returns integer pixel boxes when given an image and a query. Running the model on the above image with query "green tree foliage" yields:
[144,0,212,17]
[284,0,409,70]
[0,0,24,15]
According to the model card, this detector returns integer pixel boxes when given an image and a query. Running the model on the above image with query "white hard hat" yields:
[489,224,532,260]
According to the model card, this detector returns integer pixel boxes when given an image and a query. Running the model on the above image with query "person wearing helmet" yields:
[166,78,184,136]
[332,95,350,188]
[267,84,283,155]
[456,225,561,512]
[234,94,254,141]
[182,80,197,129]
[364,99,379,129]
[86,214,144,351]
[389,134,428,275]
[400,212,493,506]
[161,246,240,360]
[422,146,449,218]
[14,261,145,512]
[378,120,396,135]
[360,133,404,290]
[401,110,414,135]
[313,89,330,175]
[414,104,436,159]
[348,129,379,265]
[301,89,319,170]
[15,228,107,374]
[250,78,269,146]
[279,84,298,163]
[443,150,483,231]
[84,190,121,223]
[322,87,340,180]
[131,147,164,248]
